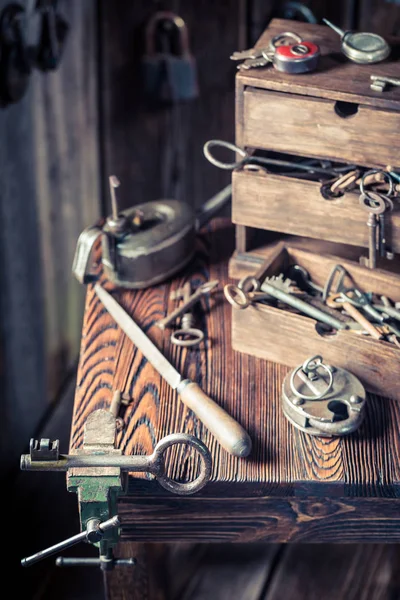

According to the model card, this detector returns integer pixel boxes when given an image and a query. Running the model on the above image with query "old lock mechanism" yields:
[282,355,366,437]
[72,176,231,289]
[142,11,198,105]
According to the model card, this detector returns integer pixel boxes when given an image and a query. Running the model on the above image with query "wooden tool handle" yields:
[178,381,252,457]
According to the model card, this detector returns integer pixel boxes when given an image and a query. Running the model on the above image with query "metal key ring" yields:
[171,328,204,347]
[238,276,260,293]
[359,192,386,214]
[269,31,303,51]
[360,169,394,197]
[224,284,250,309]
[289,355,334,401]
[203,140,248,171]
[149,433,212,495]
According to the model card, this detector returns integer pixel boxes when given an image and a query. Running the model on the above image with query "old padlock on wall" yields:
[142,11,198,105]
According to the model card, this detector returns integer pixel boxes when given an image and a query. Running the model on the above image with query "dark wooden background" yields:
[5,0,400,598]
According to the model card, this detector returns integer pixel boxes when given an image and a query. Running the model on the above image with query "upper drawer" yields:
[242,88,400,168]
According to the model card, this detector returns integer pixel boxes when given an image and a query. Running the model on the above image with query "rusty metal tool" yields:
[20,409,212,569]
[95,284,252,457]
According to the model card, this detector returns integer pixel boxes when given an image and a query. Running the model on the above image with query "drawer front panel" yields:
[243,89,400,168]
[232,169,400,253]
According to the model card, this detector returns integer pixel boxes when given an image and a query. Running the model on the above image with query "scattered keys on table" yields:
[156,279,219,348]
[231,31,320,73]
[169,281,205,348]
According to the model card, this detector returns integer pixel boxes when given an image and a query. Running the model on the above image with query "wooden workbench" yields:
[71,220,400,545]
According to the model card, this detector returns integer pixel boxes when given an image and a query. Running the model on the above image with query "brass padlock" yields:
[142,11,198,104]
[282,355,366,437]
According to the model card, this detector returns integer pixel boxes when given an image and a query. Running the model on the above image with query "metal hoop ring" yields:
[238,276,260,293]
[203,140,248,171]
[223,284,250,309]
[289,356,334,401]
[360,169,394,197]
[359,192,386,214]
[151,433,212,495]
[171,328,204,347]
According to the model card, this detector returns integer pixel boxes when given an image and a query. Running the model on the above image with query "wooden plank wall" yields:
[0,0,100,474]
[99,0,241,213]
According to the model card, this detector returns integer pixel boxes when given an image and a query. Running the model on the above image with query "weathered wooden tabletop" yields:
[71,221,400,543]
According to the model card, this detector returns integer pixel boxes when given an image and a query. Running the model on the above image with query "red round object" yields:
[275,41,320,59]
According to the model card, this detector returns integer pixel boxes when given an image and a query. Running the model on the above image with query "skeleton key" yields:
[359,192,386,268]
[156,280,218,348]
[169,281,204,347]
[230,47,270,61]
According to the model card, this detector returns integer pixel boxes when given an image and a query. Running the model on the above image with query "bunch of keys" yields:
[231,32,320,74]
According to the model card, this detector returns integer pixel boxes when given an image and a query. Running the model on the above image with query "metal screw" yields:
[109,391,131,431]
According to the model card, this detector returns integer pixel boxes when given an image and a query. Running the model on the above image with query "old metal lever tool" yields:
[95,284,252,457]
[21,409,212,569]
[322,18,390,64]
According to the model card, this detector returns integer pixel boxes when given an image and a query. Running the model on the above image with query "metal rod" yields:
[109,175,120,220]
[21,517,120,567]
[21,530,89,567]
[20,453,152,472]
[322,18,345,38]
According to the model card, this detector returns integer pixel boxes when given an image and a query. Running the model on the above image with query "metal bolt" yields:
[350,394,361,404]
[292,397,305,406]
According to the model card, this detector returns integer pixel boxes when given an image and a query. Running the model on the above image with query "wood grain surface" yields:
[71,221,400,543]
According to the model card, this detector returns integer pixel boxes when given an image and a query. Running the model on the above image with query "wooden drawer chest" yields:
[232,18,400,261]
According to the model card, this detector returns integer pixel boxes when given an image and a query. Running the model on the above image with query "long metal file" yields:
[95,284,252,457]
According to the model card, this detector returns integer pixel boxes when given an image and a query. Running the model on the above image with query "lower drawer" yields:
[232,169,400,253]
[231,243,400,400]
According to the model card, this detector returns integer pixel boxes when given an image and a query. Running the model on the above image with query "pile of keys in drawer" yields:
[224,264,400,346]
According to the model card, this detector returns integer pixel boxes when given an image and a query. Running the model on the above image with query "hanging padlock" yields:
[142,11,198,105]
[35,0,69,71]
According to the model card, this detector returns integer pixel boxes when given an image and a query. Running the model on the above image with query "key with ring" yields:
[156,280,218,345]
[224,279,348,330]
[360,170,395,261]
[359,191,386,269]
[326,293,383,340]
[169,281,205,347]
[231,31,320,74]
[21,428,212,495]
